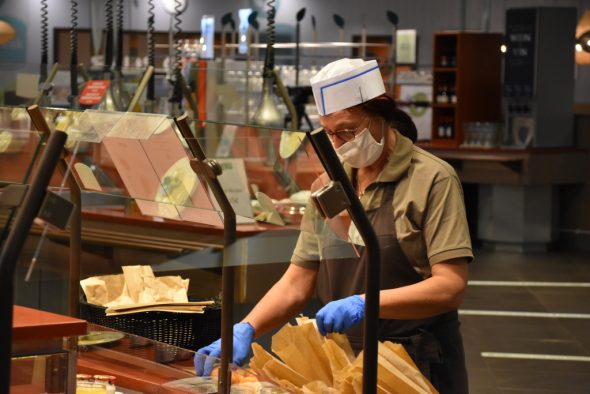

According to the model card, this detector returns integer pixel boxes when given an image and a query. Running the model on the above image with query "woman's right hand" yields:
[194,322,255,376]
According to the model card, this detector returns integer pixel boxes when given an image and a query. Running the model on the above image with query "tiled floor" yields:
[462,249,590,394]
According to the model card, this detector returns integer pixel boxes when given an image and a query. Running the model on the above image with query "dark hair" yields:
[361,94,418,143]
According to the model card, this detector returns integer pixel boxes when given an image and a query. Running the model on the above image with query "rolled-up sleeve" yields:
[423,175,474,265]
[290,230,321,270]
[290,200,322,270]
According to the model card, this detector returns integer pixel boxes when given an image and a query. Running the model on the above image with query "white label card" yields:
[213,158,255,223]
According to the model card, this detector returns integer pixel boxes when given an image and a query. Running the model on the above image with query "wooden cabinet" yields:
[431,32,502,147]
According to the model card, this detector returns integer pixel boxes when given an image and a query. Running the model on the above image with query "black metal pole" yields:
[0,130,68,394]
[115,0,124,73]
[104,0,114,76]
[174,115,236,394]
[147,0,156,102]
[295,22,300,87]
[307,128,380,394]
[69,0,79,103]
[40,0,49,83]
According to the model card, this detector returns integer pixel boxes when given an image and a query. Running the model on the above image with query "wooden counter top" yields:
[12,305,87,341]
[416,144,588,185]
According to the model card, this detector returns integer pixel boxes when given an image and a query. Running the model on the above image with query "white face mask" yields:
[335,127,384,168]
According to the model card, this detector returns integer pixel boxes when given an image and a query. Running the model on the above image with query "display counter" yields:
[11,309,280,393]
[418,144,587,185]
[11,305,86,394]
[418,143,588,251]
[76,323,286,393]
[1,106,368,392]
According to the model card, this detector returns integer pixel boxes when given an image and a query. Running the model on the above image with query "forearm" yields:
[242,264,317,338]
[366,260,468,320]
[377,279,462,320]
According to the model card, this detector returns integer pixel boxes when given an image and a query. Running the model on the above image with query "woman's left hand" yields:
[316,295,365,335]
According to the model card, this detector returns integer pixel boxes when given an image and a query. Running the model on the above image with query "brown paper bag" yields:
[322,339,352,379]
[271,323,332,385]
[301,380,339,393]
[379,342,438,393]
[377,353,433,394]
[248,320,438,394]
[153,275,190,302]
[250,343,309,388]
[326,332,355,362]
[122,265,155,302]
[263,360,309,392]
[250,342,274,370]
[80,274,125,305]
[383,342,419,370]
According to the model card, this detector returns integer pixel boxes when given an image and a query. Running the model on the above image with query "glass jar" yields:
[93,375,116,394]
[76,381,107,394]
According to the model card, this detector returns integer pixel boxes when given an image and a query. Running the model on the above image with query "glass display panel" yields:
[39,108,221,226]
[78,324,287,393]
[0,106,41,184]
[0,106,44,246]
[11,351,70,394]
[181,118,363,269]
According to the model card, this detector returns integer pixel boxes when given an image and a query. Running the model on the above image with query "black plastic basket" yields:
[79,299,221,351]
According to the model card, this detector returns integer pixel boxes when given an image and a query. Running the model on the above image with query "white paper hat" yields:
[310,58,385,116]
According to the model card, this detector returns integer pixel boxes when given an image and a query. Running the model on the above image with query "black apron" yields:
[316,182,468,394]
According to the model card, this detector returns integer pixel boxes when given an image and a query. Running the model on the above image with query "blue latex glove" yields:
[194,322,255,376]
[316,295,365,336]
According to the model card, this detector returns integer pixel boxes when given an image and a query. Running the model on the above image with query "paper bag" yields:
[272,323,332,385]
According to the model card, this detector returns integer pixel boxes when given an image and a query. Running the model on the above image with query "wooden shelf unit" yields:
[431,32,502,147]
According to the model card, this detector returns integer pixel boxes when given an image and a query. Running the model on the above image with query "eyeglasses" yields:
[325,117,370,142]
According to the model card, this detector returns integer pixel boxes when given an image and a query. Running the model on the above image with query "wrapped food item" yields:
[247,318,438,394]
[80,265,204,315]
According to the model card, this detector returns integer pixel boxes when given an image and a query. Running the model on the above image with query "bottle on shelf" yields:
[436,85,448,104]
[448,54,456,67]
[445,117,454,138]
[449,85,457,104]
[440,53,456,67]
[437,116,455,139]
[438,118,446,138]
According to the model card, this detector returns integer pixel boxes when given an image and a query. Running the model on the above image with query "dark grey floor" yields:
[462,249,590,394]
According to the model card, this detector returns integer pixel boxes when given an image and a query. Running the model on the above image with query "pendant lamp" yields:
[0,20,16,45]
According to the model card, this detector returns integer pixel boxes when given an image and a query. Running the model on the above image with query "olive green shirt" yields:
[292,130,473,278]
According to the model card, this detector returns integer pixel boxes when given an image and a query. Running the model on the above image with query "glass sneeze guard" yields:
[4,106,367,393]
[39,108,222,227]
[0,106,45,243]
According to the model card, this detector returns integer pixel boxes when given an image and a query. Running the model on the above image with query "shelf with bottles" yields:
[430,32,502,147]
[433,85,457,106]
[433,33,457,69]
[432,107,457,143]
[433,67,456,101]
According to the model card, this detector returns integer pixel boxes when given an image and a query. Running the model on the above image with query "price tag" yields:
[79,80,110,105]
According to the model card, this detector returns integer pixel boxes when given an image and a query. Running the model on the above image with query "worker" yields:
[195,58,473,393]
